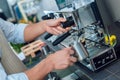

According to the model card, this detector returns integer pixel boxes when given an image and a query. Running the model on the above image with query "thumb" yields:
[46,18,66,27]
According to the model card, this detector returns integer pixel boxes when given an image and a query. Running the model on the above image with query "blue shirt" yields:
[0,18,29,80]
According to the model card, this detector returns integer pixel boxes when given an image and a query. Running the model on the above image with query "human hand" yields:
[45,47,77,70]
[25,47,77,80]
[42,18,71,35]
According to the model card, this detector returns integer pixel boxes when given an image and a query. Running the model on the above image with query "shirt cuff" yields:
[14,24,28,43]
[7,72,29,80]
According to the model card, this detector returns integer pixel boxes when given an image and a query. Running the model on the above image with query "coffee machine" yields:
[42,1,117,71]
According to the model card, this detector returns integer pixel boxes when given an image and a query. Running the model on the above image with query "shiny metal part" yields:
[72,41,89,61]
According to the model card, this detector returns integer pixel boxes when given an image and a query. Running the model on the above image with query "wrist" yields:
[25,58,54,80]
[43,56,54,72]
[39,20,48,32]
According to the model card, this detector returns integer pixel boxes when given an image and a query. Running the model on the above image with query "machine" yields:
[41,0,117,72]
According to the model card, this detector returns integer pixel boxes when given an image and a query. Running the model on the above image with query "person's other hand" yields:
[45,47,77,70]
[42,18,71,35]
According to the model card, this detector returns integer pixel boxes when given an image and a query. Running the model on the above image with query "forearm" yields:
[24,21,46,42]
[25,58,53,80]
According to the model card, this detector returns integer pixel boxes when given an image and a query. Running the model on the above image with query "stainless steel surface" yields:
[40,1,117,72]
[72,41,89,61]
[104,0,120,22]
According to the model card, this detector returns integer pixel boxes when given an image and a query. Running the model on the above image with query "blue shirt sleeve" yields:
[7,73,29,80]
[0,63,28,80]
[0,18,27,43]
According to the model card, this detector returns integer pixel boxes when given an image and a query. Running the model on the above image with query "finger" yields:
[69,50,74,55]
[53,18,66,26]
[66,47,75,55]
[69,56,77,62]
[50,29,60,35]
[65,27,71,31]
[69,62,74,66]
[56,26,67,33]
[52,28,63,34]
[63,47,74,55]
[48,29,59,35]
[56,18,66,23]
[46,18,66,27]
[64,47,72,50]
